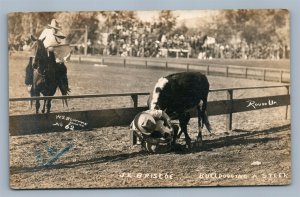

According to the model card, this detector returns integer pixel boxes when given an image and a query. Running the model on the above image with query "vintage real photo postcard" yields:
[9,9,291,189]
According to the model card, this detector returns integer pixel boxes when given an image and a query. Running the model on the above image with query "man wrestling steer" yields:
[130,109,179,153]
[148,72,212,149]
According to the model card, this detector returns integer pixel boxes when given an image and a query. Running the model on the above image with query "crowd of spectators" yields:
[10,20,290,60]
[102,22,203,58]
[96,21,290,59]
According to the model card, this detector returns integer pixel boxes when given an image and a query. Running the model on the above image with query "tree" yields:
[215,9,289,45]
[173,23,188,36]
[157,10,177,34]
[8,13,23,45]
[8,12,55,45]
[54,12,101,45]
[100,11,138,33]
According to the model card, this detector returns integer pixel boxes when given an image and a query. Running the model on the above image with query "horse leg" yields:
[62,98,68,108]
[65,99,68,107]
[30,88,40,114]
[179,113,191,148]
[35,93,40,114]
[41,99,46,113]
[36,100,40,114]
[29,86,33,109]
[46,99,52,114]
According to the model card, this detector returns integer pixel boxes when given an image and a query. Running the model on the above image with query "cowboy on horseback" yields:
[38,19,71,93]
[25,19,71,94]
[25,19,72,113]
[39,19,71,62]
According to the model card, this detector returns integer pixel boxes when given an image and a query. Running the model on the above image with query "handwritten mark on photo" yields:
[34,143,74,167]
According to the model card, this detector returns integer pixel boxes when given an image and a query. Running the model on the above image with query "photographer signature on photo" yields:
[52,114,88,131]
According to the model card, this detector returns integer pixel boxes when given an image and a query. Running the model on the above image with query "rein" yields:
[55,36,62,45]
[35,67,46,77]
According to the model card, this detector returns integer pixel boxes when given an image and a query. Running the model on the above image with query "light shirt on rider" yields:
[39,28,63,48]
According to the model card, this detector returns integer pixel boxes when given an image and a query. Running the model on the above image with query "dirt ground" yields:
[9,54,289,115]
[9,54,291,188]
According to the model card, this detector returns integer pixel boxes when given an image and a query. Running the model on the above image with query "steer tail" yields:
[202,89,212,133]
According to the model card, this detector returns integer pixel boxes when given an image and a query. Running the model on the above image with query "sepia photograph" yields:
[8,9,291,189]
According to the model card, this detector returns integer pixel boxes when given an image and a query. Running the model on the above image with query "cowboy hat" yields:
[133,112,157,135]
[48,19,61,30]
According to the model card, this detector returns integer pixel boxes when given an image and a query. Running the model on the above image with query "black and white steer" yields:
[148,72,212,148]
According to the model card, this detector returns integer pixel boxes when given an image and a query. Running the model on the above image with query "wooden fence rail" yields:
[9,85,289,101]
[9,85,290,136]
[71,55,290,83]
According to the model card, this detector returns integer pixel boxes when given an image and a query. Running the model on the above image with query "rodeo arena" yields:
[9,10,291,188]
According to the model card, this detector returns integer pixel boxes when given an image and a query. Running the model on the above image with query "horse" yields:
[26,36,70,114]
[148,72,212,149]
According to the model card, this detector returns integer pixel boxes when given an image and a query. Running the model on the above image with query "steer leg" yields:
[179,113,191,148]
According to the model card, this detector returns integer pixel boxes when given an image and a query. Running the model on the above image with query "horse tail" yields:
[25,57,34,85]
[58,84,69,108]
[61,97,68,108]
[58,79,69,108]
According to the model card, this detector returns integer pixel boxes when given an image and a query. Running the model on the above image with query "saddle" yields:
[33,69,46,85]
